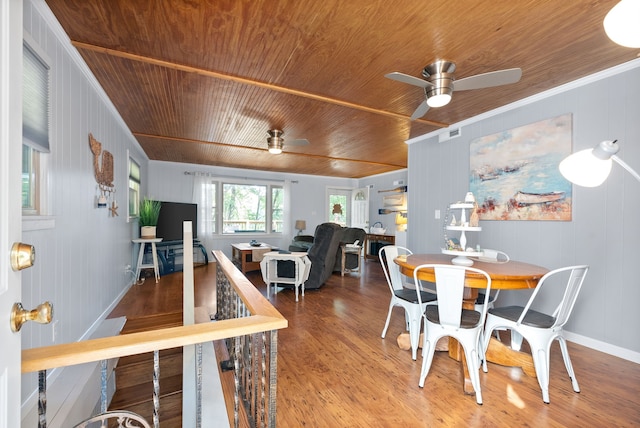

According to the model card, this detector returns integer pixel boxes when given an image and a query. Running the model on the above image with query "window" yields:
[217,182,283,234]
[22,145,39,214]
[22,41,50,215]
[223,183,267,233]
[128,156,140,218]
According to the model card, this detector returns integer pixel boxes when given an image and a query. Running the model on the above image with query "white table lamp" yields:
[559,140,640,187]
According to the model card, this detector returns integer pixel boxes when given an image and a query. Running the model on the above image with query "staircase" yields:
[109,312,185,427]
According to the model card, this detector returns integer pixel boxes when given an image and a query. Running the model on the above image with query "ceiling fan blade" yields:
[385,72,434,88]
[288,138,309,146]
[410,99,430,120]
[454,68,522,91]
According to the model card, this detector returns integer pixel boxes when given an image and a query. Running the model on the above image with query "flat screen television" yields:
[156,201,198,242]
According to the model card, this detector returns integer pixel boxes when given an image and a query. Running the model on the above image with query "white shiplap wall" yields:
[407,63,640,361]
[21,0,148,404]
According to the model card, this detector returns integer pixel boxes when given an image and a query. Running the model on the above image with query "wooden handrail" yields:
[22,250,287,374]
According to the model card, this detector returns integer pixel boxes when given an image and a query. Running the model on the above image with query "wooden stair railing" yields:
[21,250,287,428]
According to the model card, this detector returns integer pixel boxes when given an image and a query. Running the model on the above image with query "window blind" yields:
[23,44,50,153]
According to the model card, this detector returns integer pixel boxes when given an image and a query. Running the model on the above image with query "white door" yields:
[1,1,24,426]
[351,187,369,230]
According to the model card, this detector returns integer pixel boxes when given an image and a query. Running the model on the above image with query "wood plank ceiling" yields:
[44,0,638,178]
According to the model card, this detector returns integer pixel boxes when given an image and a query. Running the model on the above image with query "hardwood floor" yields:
[108,261,640,427]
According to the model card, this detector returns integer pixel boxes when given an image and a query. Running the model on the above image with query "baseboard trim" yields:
[565,331,640,364]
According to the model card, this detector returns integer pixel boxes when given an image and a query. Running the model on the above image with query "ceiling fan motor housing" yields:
[267,129,284,154]
[422,60,455,101]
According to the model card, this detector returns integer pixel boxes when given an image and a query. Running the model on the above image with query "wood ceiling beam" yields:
[133,132,406,168]
[72,41,449,129]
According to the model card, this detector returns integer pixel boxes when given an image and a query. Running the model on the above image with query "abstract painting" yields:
[469,114,573,221]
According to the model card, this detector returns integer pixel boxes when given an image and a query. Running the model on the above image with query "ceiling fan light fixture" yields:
[604,0,640,48]
[427,92,452,108]
[267,129,284,154]
[422,61,454,108]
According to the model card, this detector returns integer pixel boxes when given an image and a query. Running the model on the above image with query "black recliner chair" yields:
[304,223,344,289]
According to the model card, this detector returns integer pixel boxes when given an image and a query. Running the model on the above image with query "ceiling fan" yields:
[385,60,522,120]
[267,129,309,154]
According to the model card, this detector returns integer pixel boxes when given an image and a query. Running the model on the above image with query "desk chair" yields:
[482,265,589,403]
[379,246,436,360]
[414,264,492,404]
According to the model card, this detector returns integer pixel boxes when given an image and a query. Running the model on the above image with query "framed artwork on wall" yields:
[469,113,573,221]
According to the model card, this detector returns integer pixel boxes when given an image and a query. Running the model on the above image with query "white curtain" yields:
[191,173,216,239]
[282,179,292,247]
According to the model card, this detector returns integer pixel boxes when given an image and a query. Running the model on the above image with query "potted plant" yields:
[139,198,161,238]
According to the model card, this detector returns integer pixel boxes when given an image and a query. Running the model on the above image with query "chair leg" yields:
[462,342,483,405]
[409,315,420,361]
[530,340,552,403]
[479,332,488,373]
[418,334,437,388]
[404,310,411,331]
[511,330,524,351]
[558,336,580,393]
[381,302,394,338]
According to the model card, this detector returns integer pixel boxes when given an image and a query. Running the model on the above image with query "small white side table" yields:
[260,251,311,302]
[341,244,362,276]
[133,238,163,283]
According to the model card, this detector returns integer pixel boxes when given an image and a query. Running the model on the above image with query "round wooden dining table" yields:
[394,253,549,394]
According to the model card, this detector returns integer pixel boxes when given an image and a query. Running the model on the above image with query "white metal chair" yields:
[379,245,437,360]
[482,265,589,403]
[414,264,492,404]
[472,249,509,311]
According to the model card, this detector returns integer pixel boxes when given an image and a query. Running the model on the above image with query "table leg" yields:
[484,336,536,377]
[294,260,299,301]
[135,242,145,283]
[151,242,160,283]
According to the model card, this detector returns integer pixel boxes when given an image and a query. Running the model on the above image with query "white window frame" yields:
[127,151,141,222]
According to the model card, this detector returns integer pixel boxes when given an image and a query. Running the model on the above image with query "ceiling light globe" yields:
[604,0,640,48]
[268,147,282,154]
[427,93,452,108]
[559,148,613,187]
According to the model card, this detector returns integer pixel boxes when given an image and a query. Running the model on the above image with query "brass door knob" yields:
[10,301,53,332]
[11,242,35,271]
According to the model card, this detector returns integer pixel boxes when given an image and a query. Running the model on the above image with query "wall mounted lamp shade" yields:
[604,0,640,48]
[267,129,284,154]
[295,220,306,235]
[559,140,640,187]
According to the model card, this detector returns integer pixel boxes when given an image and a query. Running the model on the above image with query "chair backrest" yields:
[482,249,510,262]
[413,264,491,328]
[518,265,589,328]
[379,245,413,293]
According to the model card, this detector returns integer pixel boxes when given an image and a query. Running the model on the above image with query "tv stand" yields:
[155,239,208,276]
